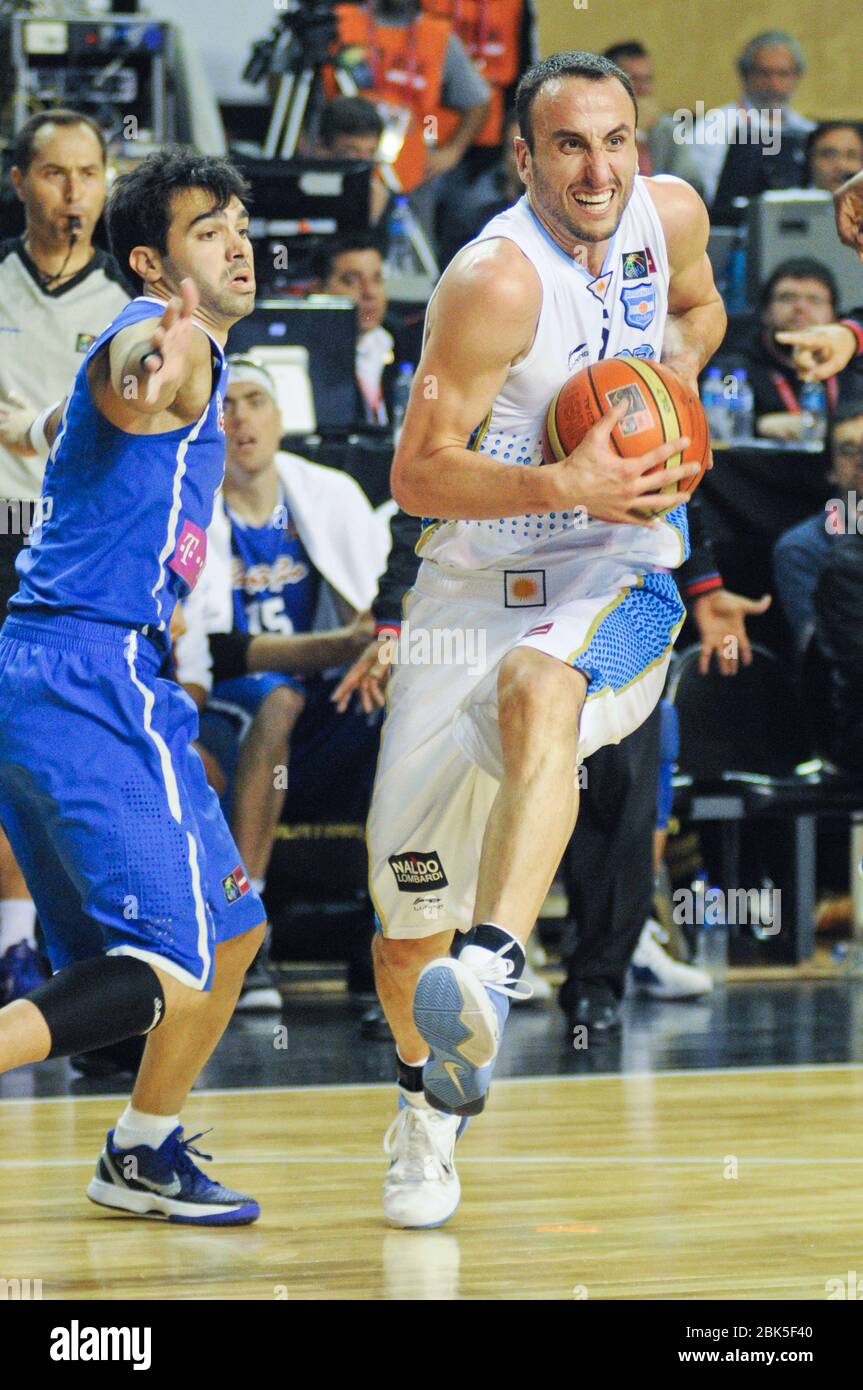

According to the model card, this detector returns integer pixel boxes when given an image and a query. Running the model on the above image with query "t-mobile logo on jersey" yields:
[168,521,207,590]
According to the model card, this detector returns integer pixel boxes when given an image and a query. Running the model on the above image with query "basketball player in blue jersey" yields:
[369,52,728,1227]
[0,149,269,1224]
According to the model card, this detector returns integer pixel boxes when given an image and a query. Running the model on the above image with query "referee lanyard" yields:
[770,371,839,413]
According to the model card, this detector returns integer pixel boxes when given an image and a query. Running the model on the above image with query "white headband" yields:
[226,356,277,401]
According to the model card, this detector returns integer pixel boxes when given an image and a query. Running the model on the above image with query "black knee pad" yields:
[27,955,166,1060]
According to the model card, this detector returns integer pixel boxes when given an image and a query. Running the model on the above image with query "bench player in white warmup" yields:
[370,51,727,1228]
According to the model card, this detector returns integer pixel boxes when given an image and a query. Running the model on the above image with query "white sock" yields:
[114,1104,180,1151]
[0,899,37,954]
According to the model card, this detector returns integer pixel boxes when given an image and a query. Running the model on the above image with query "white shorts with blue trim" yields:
[368,553,685,940]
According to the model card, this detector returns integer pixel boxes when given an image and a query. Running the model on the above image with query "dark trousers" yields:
[559,701,661,1005]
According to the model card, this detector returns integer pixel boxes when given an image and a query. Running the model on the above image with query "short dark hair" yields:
[319,96,384,149]
[603,41,649,66]
[805,121,863,182]
[310,230,386,285]
[105,147,251,294]
[515,51,638,153]
[13,109,107,174]
[761,257,839,315]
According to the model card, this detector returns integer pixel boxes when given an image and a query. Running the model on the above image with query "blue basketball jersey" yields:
[11,295,227,633]
[227,489,319,636]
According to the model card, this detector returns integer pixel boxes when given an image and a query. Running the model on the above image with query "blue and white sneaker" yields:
[0,940,50,1004]
[413,941,532,1116]
[87,1127,260,1226]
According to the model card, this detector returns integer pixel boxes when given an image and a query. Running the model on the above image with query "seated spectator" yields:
[812,526,863,774]
[805,121,863,194]
[740,258,863,440]
[602,41,661,176]
[670,31,814,207]
[311,233,399,426]
[437,106,522,264]
[175,356,388,1008]
[772,403,863,651]
[316,96,390,225]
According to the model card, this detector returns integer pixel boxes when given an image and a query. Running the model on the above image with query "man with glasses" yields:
[743,258,863,441]
[773,404,863,650]
[672,31,814,206]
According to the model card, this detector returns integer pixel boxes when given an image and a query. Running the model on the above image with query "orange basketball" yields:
[541,357,710,517]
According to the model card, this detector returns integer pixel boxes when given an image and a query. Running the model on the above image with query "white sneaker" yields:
[630,919,713,999]
[383,1102,461,1228]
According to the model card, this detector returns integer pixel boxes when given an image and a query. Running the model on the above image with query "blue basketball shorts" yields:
[0,612,266,990]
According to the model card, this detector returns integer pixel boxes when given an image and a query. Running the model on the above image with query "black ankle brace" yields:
[454,923,526,977]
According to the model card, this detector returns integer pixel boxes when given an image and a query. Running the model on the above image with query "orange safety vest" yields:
[325,4,451,192]
[422,0,523,144]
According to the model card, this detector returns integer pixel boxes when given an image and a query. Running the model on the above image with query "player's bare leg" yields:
[88,925,266,1224]
[131,921,266,1114]
[231,687,305,881]
[474,648,587,938]
[412,648,586,1118]
[373,929,454,1064]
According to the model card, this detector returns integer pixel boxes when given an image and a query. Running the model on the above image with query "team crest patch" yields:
[605,383,653,436]
[620,282,656,329]
[504,570,546,607]
[222,866,251,902]
[75,332,95,353]
[388,852,449,892]
[622,250,648,280]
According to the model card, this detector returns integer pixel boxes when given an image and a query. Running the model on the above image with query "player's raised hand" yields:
[552,402,698,525]
[331,634,394,714]
[774,324,858,382]
[835,168,863,260]
[142,278,200,404]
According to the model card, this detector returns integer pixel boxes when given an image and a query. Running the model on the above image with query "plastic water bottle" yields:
[799,381,827,443]
[728,368,755,441]
[694,877,728,983]
[392,362,414,439]
[386,198,417,277]
[701,367,729,443]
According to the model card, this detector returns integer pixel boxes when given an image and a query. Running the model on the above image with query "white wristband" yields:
[26,401,61,458]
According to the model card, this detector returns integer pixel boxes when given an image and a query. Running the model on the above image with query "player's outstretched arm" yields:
[104,279,209,419]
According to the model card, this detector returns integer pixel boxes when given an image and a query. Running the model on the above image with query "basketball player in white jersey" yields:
[371,51,727,1228]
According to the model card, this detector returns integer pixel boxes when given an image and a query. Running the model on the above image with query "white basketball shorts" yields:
[368,552,685,939]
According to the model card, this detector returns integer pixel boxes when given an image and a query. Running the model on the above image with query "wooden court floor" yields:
[2,1065,862,1300]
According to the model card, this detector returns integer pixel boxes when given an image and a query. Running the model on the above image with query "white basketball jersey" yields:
[419,179,688,573]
